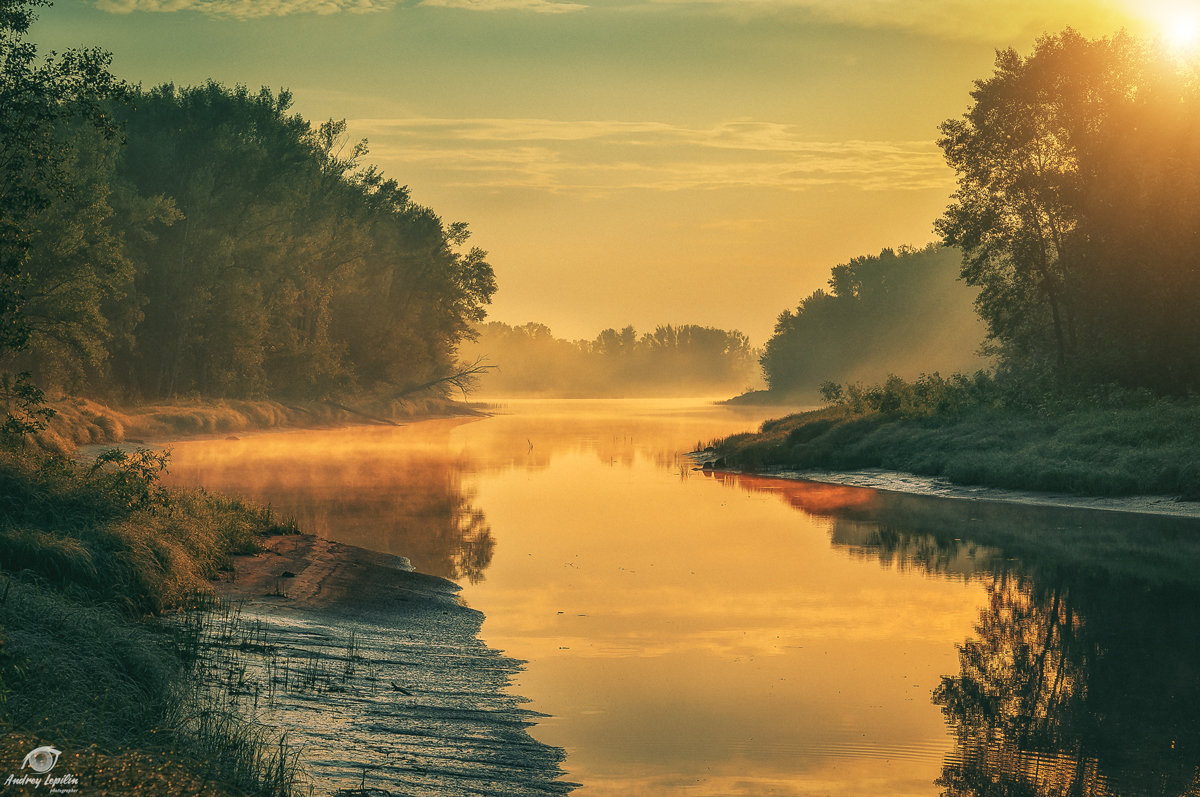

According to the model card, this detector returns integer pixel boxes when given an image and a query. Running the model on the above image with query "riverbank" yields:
[33,394,487,454]
[0,442,302,795]
[736,466,1200,519]
[2,405,571,796]
[707,396,1200,503]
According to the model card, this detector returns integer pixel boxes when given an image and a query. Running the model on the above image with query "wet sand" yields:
[207,533,576,796]
[763,467,1200,519]
[213,533,455,615]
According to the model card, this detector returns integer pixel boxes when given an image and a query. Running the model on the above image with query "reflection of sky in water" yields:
[160,399,1200,796]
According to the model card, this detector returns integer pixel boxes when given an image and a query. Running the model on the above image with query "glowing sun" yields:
[1162,11,1200,52]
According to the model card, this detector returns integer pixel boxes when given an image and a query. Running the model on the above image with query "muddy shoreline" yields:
[204,533,576,796]
[212,533,456,616]
[735,465,1200,519]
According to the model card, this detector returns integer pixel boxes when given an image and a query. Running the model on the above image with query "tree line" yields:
[460,321,759,397]
[759,244,986,398]
[2,4,494,424]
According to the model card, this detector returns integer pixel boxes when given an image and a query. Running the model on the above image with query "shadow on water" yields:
[714,473,1200,797]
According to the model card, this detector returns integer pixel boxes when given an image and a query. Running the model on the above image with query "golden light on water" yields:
[155,400,1200,794]
[159,400,987,794]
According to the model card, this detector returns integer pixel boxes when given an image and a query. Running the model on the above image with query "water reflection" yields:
[935,569,1200,796]
[161,421,495,582]
[158,401,1200,795]
[719,472,1200,797]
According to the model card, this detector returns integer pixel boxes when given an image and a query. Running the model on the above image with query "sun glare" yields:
[1162,11,1200,52]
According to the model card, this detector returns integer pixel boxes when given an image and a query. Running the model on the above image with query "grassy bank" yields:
[0,443,302,794]
[33,394,480,455]
[711,376,1200,500]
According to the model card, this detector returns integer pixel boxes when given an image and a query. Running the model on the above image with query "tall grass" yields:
[0,447,295,612]
[0,444,304,795]
[713,373,1200,499]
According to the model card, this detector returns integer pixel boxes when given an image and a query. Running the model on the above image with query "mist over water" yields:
[161,399,1200,796]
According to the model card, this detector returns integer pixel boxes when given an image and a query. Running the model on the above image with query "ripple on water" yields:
[188,599,578,796]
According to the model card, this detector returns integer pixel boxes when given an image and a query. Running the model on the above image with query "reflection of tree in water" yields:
[284,462,498,584]
[934,571,1200,796]
[163,446,496,583]
[935,572,1091,795]
[717,472,1200,796]
[441,505,494,584]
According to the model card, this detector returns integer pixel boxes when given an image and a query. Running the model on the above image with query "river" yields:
[159,398,1200,796]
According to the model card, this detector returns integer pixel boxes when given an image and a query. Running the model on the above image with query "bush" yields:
[0,447,292,613]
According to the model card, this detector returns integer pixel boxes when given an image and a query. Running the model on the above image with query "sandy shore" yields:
[211,532,462,616]
[205,533,576,796]
[760,466,1200,519]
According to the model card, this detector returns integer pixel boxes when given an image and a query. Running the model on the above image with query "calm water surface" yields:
[160,398,1200,796]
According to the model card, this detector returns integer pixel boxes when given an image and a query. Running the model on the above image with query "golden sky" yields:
[36,0,1180,343]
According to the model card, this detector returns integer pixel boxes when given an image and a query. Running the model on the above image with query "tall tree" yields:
[0,0,124,351]
[936,29,1200,391]
[0,0,124,434]
[760,244,985,397]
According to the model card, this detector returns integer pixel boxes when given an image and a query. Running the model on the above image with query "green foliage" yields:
[819,371,999,418]
[0,371,54,439]
[2,74,496,407]
[0,446,288,612]
[760,244,986,398]
[718,374,1200,499]
[0,0,126,354]
[8,123,147,392]
[84,82,495,403]
[2,3,491,415]
[939,29,1200,393]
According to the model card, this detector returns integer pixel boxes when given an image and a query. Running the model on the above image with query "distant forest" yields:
[759,244,987,398]
[460,322,759,397]
[3,75,494,406]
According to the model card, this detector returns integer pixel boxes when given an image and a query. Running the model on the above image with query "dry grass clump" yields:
[31,398,136,454]
[35,394,477,455]
[0,447,294,613]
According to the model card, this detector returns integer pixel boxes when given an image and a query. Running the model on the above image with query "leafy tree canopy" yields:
[938,29,1200,393]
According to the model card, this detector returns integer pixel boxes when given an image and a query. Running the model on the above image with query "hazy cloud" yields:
[419,0,586,12]
[95,0,584,16]
[95,0,391,16]
[641,0,1129,42]
[351,116,951,194]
